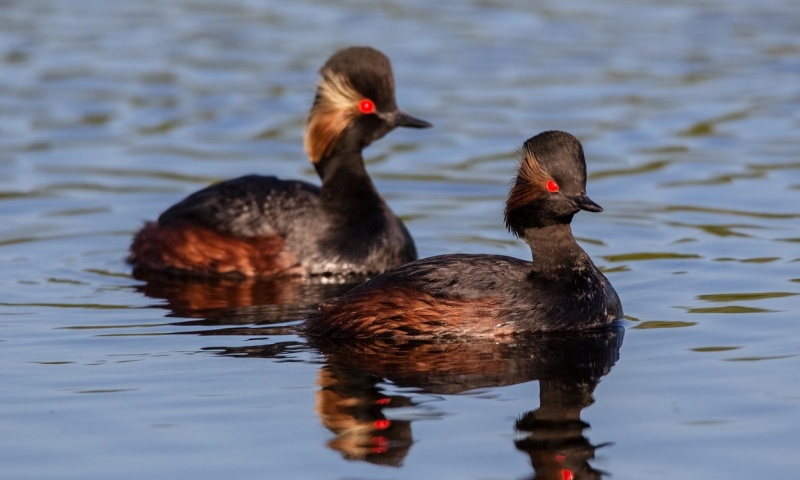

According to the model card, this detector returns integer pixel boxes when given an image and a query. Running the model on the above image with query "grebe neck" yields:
[521,223,591,274]
[316,143,382,210]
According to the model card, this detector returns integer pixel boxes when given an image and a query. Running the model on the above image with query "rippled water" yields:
[2,0,799,478]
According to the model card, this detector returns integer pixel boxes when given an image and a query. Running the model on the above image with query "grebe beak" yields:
[383,110,432,129]
[573,195,603,213]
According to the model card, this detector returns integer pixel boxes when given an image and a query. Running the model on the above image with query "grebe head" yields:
[304,46,431,165]
[504,130,603,236]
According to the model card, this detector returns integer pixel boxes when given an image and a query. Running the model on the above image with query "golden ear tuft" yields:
[505,148,553,212]
[317,71,362,111]
[304,71,362,163]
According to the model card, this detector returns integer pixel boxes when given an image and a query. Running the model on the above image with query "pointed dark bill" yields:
[573,195,603,213]
[387,110,432,129]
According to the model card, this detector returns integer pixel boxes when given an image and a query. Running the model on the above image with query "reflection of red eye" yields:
[371,436,389,454]
[359,99,376,114]
[373,419,390,430]
[546,180,559,192]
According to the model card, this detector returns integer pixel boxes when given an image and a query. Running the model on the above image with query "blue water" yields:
[1,0,799,478]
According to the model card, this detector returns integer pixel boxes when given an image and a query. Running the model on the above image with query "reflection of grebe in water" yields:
[315,364,415,466]
[134,268,359,322]
[310,326,624,475]
[134,270,361,340]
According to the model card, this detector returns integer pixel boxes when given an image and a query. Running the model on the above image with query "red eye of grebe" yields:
[546,180,559,192]
[359,99,376,114]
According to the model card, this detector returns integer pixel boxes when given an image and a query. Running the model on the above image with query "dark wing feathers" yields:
[158,175,321,238]
[360,254,530,299]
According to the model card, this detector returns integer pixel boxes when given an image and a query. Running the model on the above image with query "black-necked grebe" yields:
[306,130,622,338]
[128,46,431,277]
